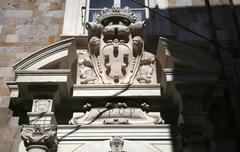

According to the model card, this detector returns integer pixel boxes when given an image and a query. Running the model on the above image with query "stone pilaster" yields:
[28,99,56,126]
[21,99,58,151]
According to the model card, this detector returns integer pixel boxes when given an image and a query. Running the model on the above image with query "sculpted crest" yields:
[79,6,157,84]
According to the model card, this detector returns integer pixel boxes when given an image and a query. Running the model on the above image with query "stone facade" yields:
[0,0,239,152]
[0,0,65,151]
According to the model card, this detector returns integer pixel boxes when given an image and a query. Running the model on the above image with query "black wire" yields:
[28,112,47,123]
[57,107,114,142]
[132,0,232,51]
[25,84,132,143]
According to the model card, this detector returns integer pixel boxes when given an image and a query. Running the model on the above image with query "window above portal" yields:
[88,0,147,22]
[62,0,171,36]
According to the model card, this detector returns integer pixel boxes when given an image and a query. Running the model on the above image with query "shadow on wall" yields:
[144,4,240,54]
[142,3,240,151]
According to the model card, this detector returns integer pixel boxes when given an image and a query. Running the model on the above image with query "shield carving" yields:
[86,7,145,84]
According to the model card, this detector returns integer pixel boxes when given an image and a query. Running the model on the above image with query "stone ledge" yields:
[73,84,161,97]
[57,124,171,140]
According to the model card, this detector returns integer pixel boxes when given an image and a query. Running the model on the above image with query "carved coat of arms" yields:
[79,6,156,84]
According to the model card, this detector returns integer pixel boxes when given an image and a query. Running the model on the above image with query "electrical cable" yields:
[57,107,114,142]
[132,0,233,51]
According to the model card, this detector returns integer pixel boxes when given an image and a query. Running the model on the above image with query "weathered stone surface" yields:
[0,1,65,152]
[43,10,64,17]
[0,108,12,128]
[6,34,19,43]
[16,52,31,62]
[38,2,50,11]
[0,96,10,108]
[0,25,2,35]
[16,25,45,42]
[4,10,33,18]
[0,47,23,53]
[1,127,20,150]
[0,141,13,152]
[50,2,63,10]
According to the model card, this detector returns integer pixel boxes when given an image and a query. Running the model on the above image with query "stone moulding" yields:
[13,38,74,70]
[7,69,73,100]
[73,84,161,97]
[6,81,19,98]
[57,124,171,141]
[15,69,72,83]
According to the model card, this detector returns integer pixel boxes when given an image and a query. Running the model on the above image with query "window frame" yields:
[62,0,171,36]
[85,0,149,23]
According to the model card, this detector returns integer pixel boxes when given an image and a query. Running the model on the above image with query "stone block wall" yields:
[0,0,65,151]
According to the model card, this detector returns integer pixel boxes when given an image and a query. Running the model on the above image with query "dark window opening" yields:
[89,0,145,22]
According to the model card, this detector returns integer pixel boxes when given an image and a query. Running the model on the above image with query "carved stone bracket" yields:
[20,124,57,152]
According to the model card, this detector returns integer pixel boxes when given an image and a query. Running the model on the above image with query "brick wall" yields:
[0,0,65,151]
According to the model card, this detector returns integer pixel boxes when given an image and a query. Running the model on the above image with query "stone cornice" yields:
[15,69,72,83]
[73,84,161,97]
[57,124,171,141]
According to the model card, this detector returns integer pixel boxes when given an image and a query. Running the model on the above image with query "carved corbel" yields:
[21,124,57,152]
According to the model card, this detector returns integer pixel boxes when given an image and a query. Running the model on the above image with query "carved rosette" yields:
[86,6,148,84]
[20,125,57,151]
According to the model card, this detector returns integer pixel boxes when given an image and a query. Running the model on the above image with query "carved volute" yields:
[78,6,157,84]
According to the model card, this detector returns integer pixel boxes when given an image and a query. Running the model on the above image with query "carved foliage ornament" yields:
[21,125,57,151]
